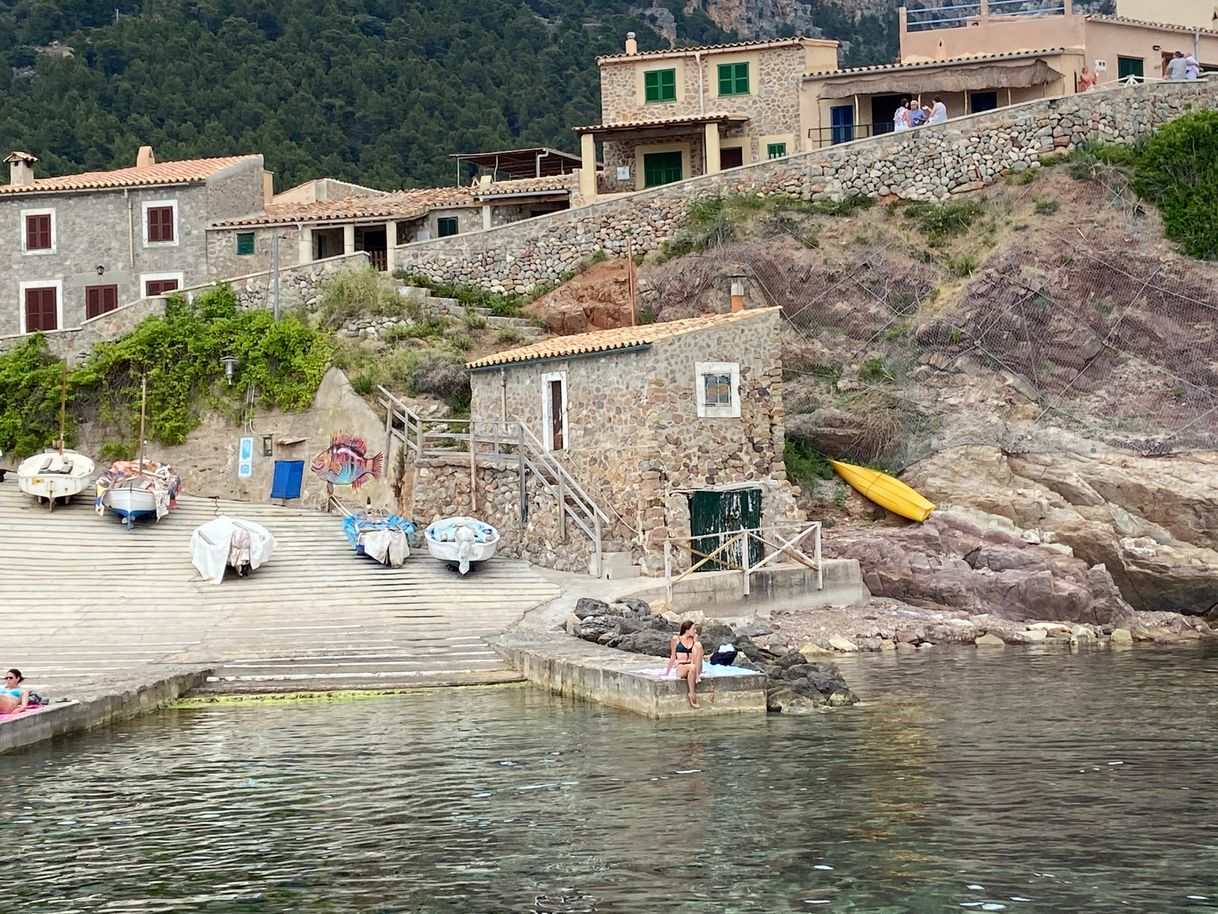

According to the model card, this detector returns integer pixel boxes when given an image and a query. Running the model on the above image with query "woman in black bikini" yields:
[664,621,704,708]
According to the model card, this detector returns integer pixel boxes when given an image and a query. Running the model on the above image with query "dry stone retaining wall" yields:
[395,81,1218,294]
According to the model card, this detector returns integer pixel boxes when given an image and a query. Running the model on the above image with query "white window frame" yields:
[695,361,740,418]
[20,207,56,255]
[541,370,568,452]
[18,279,64,335]
[141,199,179,247]
[140,271,185,297]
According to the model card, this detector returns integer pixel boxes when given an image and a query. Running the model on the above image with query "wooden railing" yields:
[379,386,610,575]
[661,521,822,605]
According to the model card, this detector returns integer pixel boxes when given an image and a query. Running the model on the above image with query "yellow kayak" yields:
[830,459,936,523]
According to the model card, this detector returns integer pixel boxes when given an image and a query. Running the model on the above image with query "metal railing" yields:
[807,122,891,149]
[366,249,388,272]
[379,386,610,575]
[905,0,1066,31]
[661,521,822,606]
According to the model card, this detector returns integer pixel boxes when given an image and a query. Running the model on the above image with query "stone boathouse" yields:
[408,307,804,576]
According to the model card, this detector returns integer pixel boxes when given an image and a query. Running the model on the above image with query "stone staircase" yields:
[0,482,561,695]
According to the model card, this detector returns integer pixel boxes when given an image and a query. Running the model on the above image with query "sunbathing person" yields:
[665,621,705,708]
[0,669,29,714]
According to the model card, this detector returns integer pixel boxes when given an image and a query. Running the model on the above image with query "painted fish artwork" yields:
[311,435,384,490]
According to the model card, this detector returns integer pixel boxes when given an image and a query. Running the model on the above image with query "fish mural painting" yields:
[311,435,384,491]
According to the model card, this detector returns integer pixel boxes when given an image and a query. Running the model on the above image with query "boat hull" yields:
[424,517,501,574]
[830,459,935,523]
[17,450,95,509]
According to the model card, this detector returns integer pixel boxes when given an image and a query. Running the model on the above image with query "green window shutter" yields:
[643,151,683,188]
[718,62,749,96]
[437,217,458,237]
[236,232,255,255]
[644,69,676,102]
[766,143,787,159]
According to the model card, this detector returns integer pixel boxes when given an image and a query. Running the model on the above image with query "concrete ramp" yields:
[0,484,559,694]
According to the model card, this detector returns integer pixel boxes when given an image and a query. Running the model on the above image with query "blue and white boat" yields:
[425,516,500,574]
[95,459,182,531]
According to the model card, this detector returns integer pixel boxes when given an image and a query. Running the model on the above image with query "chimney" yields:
[625,31,638,55]
[136,145,156,168]
[5,151,37,187]
[729,275,746,313]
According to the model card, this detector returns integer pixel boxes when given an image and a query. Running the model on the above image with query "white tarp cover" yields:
[190,515,277,585]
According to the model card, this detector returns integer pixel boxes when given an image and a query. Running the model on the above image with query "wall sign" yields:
[239,436,254,478]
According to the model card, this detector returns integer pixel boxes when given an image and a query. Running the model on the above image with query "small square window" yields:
[644,68,677,103]
[147,205,175,243]
[695,361,740,418]
[766,142,787,160]
[236,232,255,255]
[437,217,459,237]
[25,213,52,251]
[703,373,733,406]
[717,62,749,96]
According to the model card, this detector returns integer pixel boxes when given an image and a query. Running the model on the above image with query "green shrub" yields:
[1133,110,1218,259]
[395,272,526,315]
[812,194,874,217]
[0,335,66,459]
[637,305,659,325]
[1033,199,1060,215]
[382,316,448,344]
[907,201,984,246]
[464,312,488,331]
[316,267,411,328]
[860,357,895,384]
[496,327,525,345]
[948,254,980,277]
[784,438,835,493]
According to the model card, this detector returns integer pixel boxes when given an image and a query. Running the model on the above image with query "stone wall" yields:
[395,81,1218,294]
[467,309,803,573]
[0,252,370,362]
[410,456,595,573]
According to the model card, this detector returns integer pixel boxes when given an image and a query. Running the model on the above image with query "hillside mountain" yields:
[0,0,900,191]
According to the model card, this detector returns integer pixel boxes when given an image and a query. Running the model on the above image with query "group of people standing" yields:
[893,95,948,133]
[1165,51,1203,81]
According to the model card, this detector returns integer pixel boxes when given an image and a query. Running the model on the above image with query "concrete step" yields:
[596,550,641,580]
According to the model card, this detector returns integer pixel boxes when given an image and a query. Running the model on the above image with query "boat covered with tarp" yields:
[343,512,415,567]
[190,515,277,584]
[95,459,182,530]
[424,516,500,574]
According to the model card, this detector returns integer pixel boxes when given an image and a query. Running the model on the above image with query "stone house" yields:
[460,307,803,574]
[0,147,268,337]
[208,173,576,278]
[576,34,840,196]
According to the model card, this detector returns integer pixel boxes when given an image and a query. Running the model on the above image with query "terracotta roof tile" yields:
[473,174,574,198]
[598,36,833,63]
[212,186,474,228]
[1086,14,1218,36]
[806,48,1068,79]
[573,112,748,134]
[467,307,781,370]
[0,155,261,195]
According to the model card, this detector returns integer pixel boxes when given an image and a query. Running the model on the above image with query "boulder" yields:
[612,597,653,617]
[799,642,833,659]
[974,632,1006,647]
[827,512,1135,626]
[616,630,673,658]
[574,597,611,620]
[903,447,1218,614]
[829,635,859,652]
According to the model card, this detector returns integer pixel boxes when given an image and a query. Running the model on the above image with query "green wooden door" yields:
[643,151,683,188]
[689,489,762,572]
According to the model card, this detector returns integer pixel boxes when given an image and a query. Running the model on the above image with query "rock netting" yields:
[395,82,1218,294]
[567,596,858,712]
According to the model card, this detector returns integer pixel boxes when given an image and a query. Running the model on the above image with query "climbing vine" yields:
[0,284,332,459]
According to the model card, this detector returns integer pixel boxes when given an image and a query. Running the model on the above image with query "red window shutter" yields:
[147,206,174,243]
[26,214,51,250]
[145,279,179,296]
[24,287,57,332]
[85,284,119,319]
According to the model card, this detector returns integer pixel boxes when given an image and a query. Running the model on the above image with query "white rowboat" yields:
[17,449,95,510]
[425,517,500,574]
